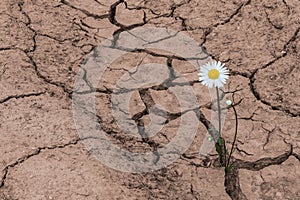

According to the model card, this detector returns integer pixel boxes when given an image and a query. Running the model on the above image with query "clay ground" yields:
[0,0,300,199]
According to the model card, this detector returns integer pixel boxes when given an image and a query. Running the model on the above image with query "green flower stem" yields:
[216,88,222,137]
[226,103,238,168]
[216,87,226,167]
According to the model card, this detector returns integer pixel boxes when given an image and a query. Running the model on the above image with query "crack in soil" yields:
[249,27,300,117]
[13,2,75,98]
[109,0,147,47]
[0,47,14,51]
[184,138,293,199]
[293,153,300,161]
[262,125,276,150]
[28,53,73,98]
[61,0,110,19]
[265,10,284,30]
[2,0,299,199]
[197,0,252,62]
[0,138,80,189]
[182,97,295,199]
[217,0,251,27]
[0,91,46,104]
[236,145,293,171]
[224,146,292,200]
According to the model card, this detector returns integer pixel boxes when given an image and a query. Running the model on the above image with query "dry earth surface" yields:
[0,0,299,199]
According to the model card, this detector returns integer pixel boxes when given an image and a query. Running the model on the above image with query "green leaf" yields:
[216,145,222,157]
[218,138,222,145]
[225,163,234,173]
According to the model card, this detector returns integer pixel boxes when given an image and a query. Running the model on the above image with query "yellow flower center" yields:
[208,69,220,80]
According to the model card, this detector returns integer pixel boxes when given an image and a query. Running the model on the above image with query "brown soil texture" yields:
[1,0,299,199]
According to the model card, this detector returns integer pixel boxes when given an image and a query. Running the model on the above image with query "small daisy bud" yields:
[226,99,232,106]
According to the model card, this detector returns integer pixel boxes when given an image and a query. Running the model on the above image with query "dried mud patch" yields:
[1,0,299,199]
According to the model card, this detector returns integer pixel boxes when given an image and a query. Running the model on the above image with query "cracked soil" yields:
[0,0,299,199]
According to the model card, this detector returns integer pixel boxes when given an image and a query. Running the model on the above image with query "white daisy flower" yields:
[198,60,229,88]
